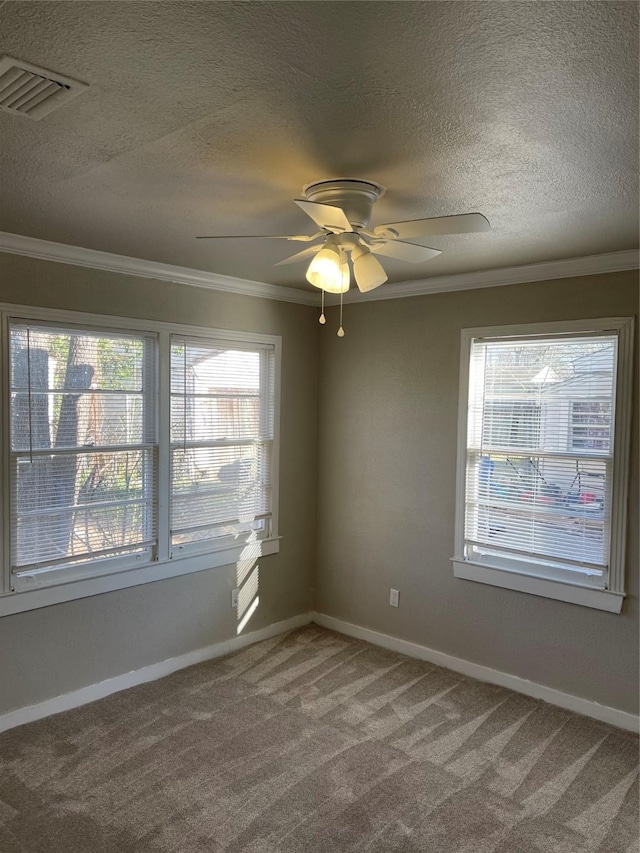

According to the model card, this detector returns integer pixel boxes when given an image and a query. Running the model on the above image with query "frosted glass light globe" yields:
[306,245,350,293]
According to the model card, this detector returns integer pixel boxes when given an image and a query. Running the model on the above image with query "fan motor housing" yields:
[303,179,385,229]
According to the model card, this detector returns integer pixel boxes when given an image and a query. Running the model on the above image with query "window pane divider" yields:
[10,443,155,457]
[17,496,150,518]
[13,541,155,573]
[470,327,624,345]
[465,497,606,520]
[10,387,144,395]
[170,391,261,400]
[173,485,267,500]
[171,512,270,536]
[0,311,9,594]
[170,437,269,450]
[156,329,171,562]
[467,447,613,462]
[464,538,606,572]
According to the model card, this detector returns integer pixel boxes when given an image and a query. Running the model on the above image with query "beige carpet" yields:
[0,624,637,852]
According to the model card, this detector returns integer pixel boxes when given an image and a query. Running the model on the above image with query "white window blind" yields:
[170,337,275,553]
[464,333,618,586]
[9,323,156,579]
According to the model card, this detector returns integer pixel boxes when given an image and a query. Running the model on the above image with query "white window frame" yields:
[168,333,277,560]
[0,304,281,617]
[7,318,158,587]
[451,317,634,614]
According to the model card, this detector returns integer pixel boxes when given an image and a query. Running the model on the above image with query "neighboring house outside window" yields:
[570,402,612,452]
[452,318,634,613]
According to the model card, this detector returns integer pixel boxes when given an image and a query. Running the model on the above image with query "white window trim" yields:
[452,317,634,614]
[167,334,276,560]
[0,302,281,616]
[7,318,158,577]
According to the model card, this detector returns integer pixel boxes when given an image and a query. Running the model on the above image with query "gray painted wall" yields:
[315,271,639,715]
[0,256,637,719]
[0,253,318,714]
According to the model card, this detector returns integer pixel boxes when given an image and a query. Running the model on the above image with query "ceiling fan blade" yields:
[374,213,490,240]
[294,199,353,233]
[353,252,388,292]
[196,232,321,241]
[274,244,323,266]
[369,240,441,263]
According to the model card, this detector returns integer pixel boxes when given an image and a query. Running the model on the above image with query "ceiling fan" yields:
[197,178,490,295]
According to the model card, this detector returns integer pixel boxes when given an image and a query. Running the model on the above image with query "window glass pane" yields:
[13,449,154,568]
[10,327,147,451]
[469,337,617,456]
[465,451,608,569]
[11,328,143,391]
[9,323,155,571]
[170,337,274,549]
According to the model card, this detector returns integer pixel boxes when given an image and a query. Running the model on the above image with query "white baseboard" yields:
[312,612,639,734]
[4,611,637,736]
[0,612,313,734]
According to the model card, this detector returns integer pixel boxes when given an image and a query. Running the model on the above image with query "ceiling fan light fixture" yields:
[196,178,490,303]
[306,244,350,293]
[351,245,388,292]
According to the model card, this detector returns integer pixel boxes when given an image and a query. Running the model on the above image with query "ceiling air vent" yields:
[0,55,88,120]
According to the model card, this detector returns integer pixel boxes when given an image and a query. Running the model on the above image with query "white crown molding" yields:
[0,231,319,306]
[0,232,637,307]
[343,249,640,303]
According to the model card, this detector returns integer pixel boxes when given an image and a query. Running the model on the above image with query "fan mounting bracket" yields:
[328,232,360,252]
[303,178,385,229]
[373,226,399,240]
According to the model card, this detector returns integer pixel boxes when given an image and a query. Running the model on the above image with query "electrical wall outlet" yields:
[231,588,240,608]
[389,588,400,608]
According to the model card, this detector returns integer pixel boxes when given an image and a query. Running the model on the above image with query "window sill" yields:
[0,536,281,617]
[451,558,624,613]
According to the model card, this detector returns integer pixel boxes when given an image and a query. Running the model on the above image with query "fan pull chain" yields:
[337,290,345,337]
[319,289,326,324]
[26,327,33,463]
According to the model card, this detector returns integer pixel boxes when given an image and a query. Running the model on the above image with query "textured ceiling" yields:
[0,1,637,290]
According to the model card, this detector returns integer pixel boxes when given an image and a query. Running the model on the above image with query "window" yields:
[10,323,156,588]
[169,337,275,556]
[0,307,280,615]
[452,318,633,613]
